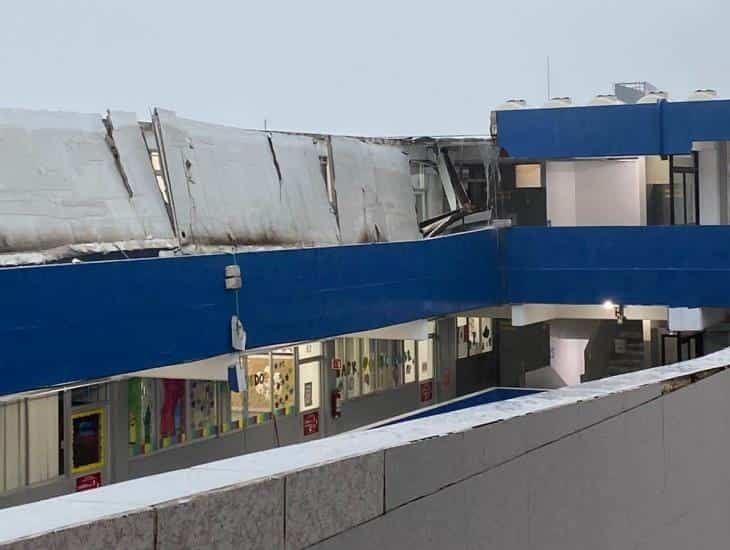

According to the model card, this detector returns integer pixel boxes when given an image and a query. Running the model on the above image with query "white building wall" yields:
[547,159,646,226]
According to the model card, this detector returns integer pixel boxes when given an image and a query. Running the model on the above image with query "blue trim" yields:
[0,230,501,395]
[5,224,730,396]
[504,225,730,308]
[496,99,730,159]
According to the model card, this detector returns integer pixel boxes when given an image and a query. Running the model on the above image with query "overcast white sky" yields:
[0,0,724,135]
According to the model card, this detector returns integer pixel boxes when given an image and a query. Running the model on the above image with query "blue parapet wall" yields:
[4,224,730,396]
[496,99,730,159]
[503,225,730,308]
[0,230,501,396]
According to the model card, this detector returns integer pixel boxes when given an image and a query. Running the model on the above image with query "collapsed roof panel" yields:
[155,110,340,248]
[331,137,421,243]
[0,109,176,265]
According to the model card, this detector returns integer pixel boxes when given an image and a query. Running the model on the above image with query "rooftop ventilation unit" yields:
[490,99,528,138]
[495,99,528,110]
[543,97,574,108]
[637,91,669,103]
[588,94,624,106]
[688,89,718,101]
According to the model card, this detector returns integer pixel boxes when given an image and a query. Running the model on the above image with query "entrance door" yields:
[661,333,703,365]
[669,153,699,225]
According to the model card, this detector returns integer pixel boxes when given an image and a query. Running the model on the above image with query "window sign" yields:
[158,379,186,448]
[247,355,272,423]
[190,381,218,439]
[128,378,155,456]
[457,317,469,358]
[345,338,361,399]
[71,409,104,474]
[272,355,295,416]
[298,360,321,412]
[361,338,373,395]
[404,341,417,383]
[418,339,434,381]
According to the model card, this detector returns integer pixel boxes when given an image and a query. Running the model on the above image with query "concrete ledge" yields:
[285,452,384,549]
[156,478,283,550]
[1,509,155,550]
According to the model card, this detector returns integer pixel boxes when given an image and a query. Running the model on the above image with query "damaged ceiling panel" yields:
[155,110,340,248]
[0,109,177,265]
[331,137,422,243]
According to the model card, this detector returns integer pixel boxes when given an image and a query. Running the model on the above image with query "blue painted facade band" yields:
[3,225,730,396]
[496,99,730,159]
[0,230,501,395]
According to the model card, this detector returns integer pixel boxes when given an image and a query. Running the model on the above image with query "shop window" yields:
[298,360,321,412]
[27,395,62,484]
[189,381,218,439]
[404,341,417,384]
[71,408,104,474]
[158,379,187,448]
[272,354,296,416]
[417,339,434,381]
[128,378,156,456]
[247,354,272,424]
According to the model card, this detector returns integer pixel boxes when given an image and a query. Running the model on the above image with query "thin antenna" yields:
[264,118,268,131]
[546,56,551,101]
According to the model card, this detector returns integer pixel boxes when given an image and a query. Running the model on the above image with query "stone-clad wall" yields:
[3,367,730,549]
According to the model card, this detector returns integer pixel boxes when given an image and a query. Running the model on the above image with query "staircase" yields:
[606,321,646,376]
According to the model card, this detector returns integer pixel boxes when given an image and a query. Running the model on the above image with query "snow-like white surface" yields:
[0,109,176,265]
[2,347,729,543]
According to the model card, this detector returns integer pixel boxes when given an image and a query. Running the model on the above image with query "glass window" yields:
[189,381,218,439]
[361,338,374,395]
[515,164,542,188]
[71,384,107,406]
[334,339,346,400]
[404,341,417,384]
[128,378,156,456]
[27,395,62,484]
[158,379,186,448]
[457,317,469,359]
[71,408,104,474]
[390,340,404,388]
[272,354,296,415]
[298,360,321,411]
[344,338,361,399]
[247,355,272,424]
[468,318,481,355]
[218,381,245,433]
[298,341,322,360]
[480,319,494,353]
[418,339,434,381]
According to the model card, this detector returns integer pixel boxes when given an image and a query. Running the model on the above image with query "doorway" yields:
[661,332,703,365]
[669,153,699,225]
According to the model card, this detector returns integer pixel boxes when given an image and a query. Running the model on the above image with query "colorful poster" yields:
[127,378,154,455]
[72,408,104,474]
[159,379,186,447]
[248,355,271,413]
[272,355,295,415]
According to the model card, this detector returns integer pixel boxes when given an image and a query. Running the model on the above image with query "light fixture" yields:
[602,300,615,310]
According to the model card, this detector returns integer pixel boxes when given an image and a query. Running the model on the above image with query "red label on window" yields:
[75,472,102,492]
[331,358,342,371]
[420,380,433,403]
[303,411,320,436]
